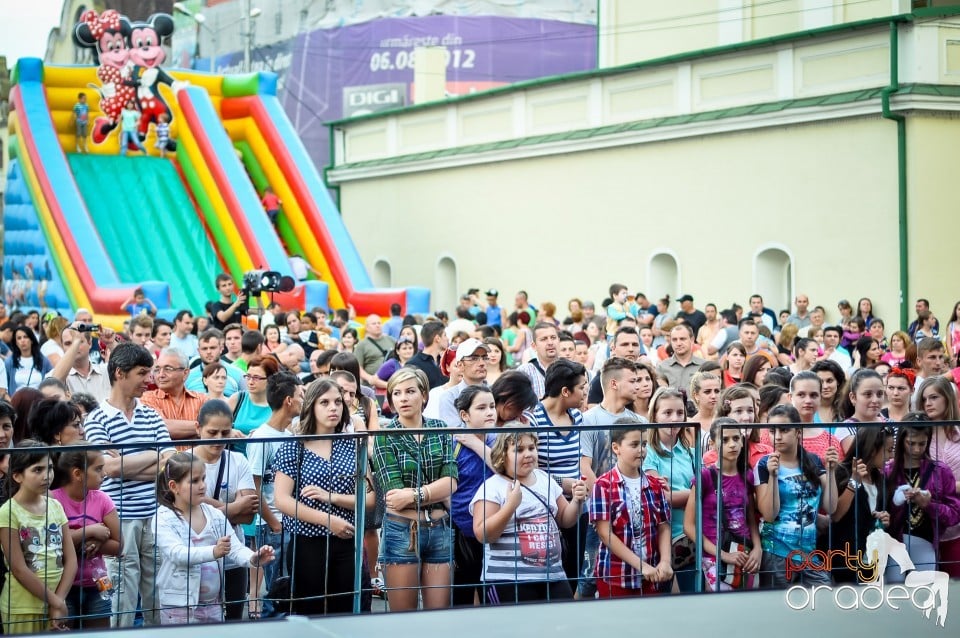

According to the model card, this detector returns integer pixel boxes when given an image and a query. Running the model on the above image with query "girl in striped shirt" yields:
[531,359,589,588]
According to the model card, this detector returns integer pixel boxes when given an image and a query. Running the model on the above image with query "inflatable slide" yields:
[3,11,428,327]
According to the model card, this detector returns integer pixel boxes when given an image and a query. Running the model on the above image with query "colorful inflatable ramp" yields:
[4,57,429,325]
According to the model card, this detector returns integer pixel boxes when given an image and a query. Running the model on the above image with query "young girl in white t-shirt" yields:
[470,431,586,604]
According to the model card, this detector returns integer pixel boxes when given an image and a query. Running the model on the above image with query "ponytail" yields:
[156,452,203,516]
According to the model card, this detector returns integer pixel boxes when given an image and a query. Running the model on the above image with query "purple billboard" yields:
[280,15,597,172]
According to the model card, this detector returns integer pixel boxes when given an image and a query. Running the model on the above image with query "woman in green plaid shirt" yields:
[372,368,458,612]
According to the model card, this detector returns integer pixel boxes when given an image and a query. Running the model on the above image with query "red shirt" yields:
[590,466,670,590]
[261,193,280,210]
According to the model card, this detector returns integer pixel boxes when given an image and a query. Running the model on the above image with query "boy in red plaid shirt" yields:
[590,425,673,596]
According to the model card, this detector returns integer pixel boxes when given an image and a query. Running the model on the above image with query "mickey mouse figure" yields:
[123,13,187,152]
[73,10,138,145]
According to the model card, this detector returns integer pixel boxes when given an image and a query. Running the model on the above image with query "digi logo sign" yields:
[342,84,407,117]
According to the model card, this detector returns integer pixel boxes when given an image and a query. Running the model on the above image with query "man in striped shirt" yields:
[516,322,560,400]
[84,343,175,628]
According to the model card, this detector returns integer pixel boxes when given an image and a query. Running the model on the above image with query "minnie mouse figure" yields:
[123,13,186,151]
[73,10,137,145]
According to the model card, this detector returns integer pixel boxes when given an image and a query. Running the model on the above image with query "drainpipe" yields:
[880,19,908,331]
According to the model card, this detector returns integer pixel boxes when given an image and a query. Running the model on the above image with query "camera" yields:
[242,270,295,297]
[75,323,101,334]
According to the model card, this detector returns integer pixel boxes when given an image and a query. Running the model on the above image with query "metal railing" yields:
[0,419,955,631]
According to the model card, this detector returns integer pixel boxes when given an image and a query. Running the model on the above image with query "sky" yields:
[0,0,67,65]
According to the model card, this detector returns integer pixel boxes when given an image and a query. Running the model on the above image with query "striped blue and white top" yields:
[84,400,175,520]
[532,403,583,482]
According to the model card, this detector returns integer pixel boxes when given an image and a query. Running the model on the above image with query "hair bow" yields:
[889,366,916,389]
[83,10,121,40]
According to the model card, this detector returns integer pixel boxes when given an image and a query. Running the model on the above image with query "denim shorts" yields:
[380,514,453,565]
[66,584,112,620]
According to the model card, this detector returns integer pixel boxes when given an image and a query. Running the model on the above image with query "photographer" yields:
[50,322,112,402]
[211,273,248,331]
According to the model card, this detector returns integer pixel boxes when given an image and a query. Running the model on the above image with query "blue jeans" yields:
[66,585,112,627]
[255,525,287,617]
[380,515,452,565]
[120,131,144,155]
[577,524,600,598]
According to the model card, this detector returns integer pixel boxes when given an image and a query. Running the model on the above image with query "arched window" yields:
[435,256,458,315]
[372,259,392,288]
[753,246,794,315]
[647,251,680,307]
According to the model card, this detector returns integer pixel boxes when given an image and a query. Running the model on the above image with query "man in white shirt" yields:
[168,310,199,359]
[438,338,489,426]
[748,294,776,332]
[798,306,826,338]
[51,325,112,402]
[822,326,852,369]
[913,338,947,406]
[288,254,321,281]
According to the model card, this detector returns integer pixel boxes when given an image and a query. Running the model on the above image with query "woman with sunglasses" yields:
[228,355,280,441]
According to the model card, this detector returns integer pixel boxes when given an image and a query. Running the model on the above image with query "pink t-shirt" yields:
[261,193,280,210]
[801,431,843,464]
[51,488,116,587]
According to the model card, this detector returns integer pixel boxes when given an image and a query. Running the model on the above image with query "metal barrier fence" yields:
[0,419,956,631]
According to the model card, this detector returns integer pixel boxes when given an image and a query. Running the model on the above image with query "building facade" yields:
[328,6,960,326]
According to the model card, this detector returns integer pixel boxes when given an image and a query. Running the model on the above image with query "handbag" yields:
[702,466,753,588]
[718,531,752,589]
[365,457,385,531]
[671,533,696,571]
[266,571,292,614]
[265,441,302,615]
[520,481,568,563]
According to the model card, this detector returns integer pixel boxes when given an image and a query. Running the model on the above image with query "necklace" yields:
[905,467,924,528]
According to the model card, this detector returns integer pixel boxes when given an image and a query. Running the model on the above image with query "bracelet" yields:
[424,485,431,504]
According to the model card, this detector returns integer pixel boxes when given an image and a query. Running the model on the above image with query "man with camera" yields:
[50,322,113,402]
[211,273,248,331]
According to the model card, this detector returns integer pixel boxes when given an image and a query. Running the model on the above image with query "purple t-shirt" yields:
[692,467,752,543]
[51,488,115,587]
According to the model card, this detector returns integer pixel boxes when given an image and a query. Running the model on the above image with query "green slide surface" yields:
[68,154,218,314]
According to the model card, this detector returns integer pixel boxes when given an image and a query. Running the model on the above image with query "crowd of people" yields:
[0,281,957,632]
